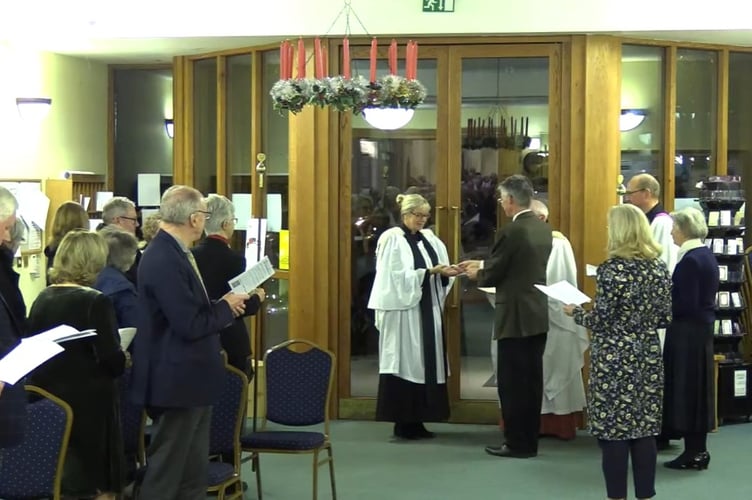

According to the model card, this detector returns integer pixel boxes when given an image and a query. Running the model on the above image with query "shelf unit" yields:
[44,173,106,233]
[700,176,752,422]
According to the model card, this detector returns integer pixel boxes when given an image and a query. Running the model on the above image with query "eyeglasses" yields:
[120,216,139,224]
[410,212,430,219]
[624,188,646,196]
[193,210,212,221]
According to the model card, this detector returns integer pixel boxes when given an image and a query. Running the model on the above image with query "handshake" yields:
[430,260,483,279]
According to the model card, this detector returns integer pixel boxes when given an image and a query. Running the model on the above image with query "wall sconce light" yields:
[164,118,174,139]
[16,97,52,121]
[620,109,647,132]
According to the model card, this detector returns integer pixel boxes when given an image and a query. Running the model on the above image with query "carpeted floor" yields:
[229,419,752,499]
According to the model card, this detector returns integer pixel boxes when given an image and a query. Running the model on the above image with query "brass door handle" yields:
[435,206,446,236]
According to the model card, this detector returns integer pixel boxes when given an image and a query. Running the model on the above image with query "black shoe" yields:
[413,423,436,439]
[485,444,536,459]
[393,423,419,440]
[664,452,710,471]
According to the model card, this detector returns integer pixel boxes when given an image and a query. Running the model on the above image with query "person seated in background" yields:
[27,229,127,500]
[192,194,265,379]
[44,201,89,282]
[140,213,161,249]
[94,226,140,329]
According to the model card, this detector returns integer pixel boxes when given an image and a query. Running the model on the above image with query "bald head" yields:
[625,173,661,212]
[530,199,549,222]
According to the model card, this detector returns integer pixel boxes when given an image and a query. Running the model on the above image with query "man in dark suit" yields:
[130,186,249,500]
[0,186,25,456]
[461,175,552,459]
[192,194,265,380]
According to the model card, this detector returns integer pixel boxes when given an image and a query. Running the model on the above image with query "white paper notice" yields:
[245,218,267,267]
[586,264,598,277]
[0,339,64,384]
[96,191,114,212]
[119,328,137,350]
[266,194,282,232]
[228,256,274,294]
[734,370,748,397]
[231,193,252,228]
[137,173,162,207]
[28,324,97,344]
[535,280,592,305]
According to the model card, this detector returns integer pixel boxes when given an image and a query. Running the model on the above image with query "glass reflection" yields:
[459,57,550,400]
[620,45,665,191]
[193,58,218,195]
[727,53,752,178]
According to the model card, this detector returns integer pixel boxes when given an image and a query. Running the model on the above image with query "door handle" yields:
[435,206,446,236]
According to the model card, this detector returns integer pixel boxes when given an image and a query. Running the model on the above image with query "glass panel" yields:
[620,45,665,192]
[193,58,218,195]
[227,54,253,253]
[349,59,437,397]
[459,57,550,400]
[262,278,289,352]
[728,53,752,179]
[675,49,717,206]
[262,50,290,269]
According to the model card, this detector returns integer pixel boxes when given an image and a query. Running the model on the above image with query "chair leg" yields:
[312,449,319,500]
[327,445,337,500]
[254,454,263,500]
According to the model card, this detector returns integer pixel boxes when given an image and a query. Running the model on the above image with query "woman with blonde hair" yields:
[44,201,89,279]
[564,204,672,500]
[27,229,127,500]
[368,193,459,440]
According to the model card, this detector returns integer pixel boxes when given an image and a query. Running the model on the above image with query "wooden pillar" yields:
[172,56,193,186]
[564,35,622,298]
[287,40,338,353]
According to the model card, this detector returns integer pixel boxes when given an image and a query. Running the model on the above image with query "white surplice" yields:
[651,212,678,349]
[484,232,588,414]
[367,227,454,384]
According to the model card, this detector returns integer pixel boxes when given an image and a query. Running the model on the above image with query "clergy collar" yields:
[513,209,532,222]
[400,224,422,240]
[644,202,668,224]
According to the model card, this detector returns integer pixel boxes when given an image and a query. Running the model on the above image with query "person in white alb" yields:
[530,200,588,440]
[624,173,678,273]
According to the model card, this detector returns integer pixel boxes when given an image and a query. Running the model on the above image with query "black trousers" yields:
[497,333,547,453]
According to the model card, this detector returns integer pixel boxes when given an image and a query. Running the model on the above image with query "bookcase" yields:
[700,175,752,422]
[44,173,106,234]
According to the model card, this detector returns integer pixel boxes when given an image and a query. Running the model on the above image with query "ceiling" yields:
[3,31,751,64]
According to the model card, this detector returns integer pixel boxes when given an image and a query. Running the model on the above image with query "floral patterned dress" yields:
[573,257,672,440]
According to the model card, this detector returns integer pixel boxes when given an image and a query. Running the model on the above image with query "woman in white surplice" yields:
[368,193,458,440]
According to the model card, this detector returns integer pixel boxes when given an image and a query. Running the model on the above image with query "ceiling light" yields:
[362,108,415,131]
[16,97,52,121]
[619,109,647,132]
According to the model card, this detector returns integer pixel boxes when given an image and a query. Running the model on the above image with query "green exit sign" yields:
[423,0,455,12]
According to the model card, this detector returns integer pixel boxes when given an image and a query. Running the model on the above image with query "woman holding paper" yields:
[660,207,718,470]
[368,193,459,440]
[192,194,265,379]
[27,229,126,500]
[564,204,671,500]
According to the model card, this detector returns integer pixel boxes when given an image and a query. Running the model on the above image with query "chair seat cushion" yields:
[207,461,235,485]
[241,431,326,451]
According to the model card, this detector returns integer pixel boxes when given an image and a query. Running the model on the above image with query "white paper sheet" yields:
[137,173,162,207]
[586,264,598,277]
[96,191,114,212]
[231,193,252,228]
[118,328,137,350]
[245,218,267,267]
[89,219,103,231]
[266,193,282,232]
[0,339,64,384]
[534,280,591,305]
[228,256,274,294]
[28,324,97,344]
[478,287,496,294]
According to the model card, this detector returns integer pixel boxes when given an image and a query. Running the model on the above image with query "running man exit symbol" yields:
[423,0,455,12]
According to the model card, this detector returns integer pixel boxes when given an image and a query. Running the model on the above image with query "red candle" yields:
[297,38,306,79]
[279,42,286,79]
[322,47,328,78]
[287,43,294,80]
[314,37,323,79]
[389,39,397,75]
[411,41,419,80]
[370,38,377,82]
[343,38,351,79]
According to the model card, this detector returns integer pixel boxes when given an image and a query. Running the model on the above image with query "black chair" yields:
[0,385,73,500]
[241,339,337,500]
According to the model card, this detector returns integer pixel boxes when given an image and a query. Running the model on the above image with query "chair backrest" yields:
[0,385,72,499]
[209,364,249,459]
[120,366,144,457]
[263,339,335,428]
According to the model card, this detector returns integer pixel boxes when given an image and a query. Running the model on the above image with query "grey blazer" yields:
[478,211,552,339]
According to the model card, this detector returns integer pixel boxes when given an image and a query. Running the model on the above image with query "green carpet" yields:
[232,420,751,499]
